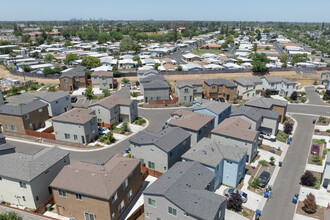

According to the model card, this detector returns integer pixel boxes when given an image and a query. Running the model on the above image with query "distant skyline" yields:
[1,0,329,22]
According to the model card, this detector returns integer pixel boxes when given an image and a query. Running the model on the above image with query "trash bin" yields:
[287,139,291,145]
[45,203,52,211]
[256,209,261,216]
[268,185,272,191]
[279,161,282,167]
[313,118,317,124]
[292,196,298,204]
[264,191,269,198]
[125,148,130,153]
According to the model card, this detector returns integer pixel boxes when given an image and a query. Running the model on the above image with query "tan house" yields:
[59,66,87,91]
[0,100,49,134]
[50,155,142,220]
[203,79,237,101]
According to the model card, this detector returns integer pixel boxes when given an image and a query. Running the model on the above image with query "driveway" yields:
[261,114,315,220]
[305,86,327,106]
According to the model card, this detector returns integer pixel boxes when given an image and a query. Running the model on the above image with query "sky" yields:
[1,0,329,22]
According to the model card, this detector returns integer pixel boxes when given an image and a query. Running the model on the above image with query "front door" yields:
[81,136,85,144]
[226,95,230,100]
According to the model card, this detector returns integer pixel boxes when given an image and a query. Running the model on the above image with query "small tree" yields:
[283,122,293,134]
[122,78,130,84]
[227,192,243,212]
[259,160,267,166]
[102,89,110,97]
[177,65,183,71]
[303,193,317,214]
[43,54,54,62]
[265,89,271,98]
[0,212,23,220]
[154,63,160,70]
[43,67,55,74]
[84,86,94,100]
[248,178,260,189]
[300,171,316,186]
[290,91,298,101]
[10,86,20,95]
[106,131,115,143]
[120,119,130,134]
[270,156,275,165]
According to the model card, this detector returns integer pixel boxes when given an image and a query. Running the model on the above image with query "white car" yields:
[261,133,276,141]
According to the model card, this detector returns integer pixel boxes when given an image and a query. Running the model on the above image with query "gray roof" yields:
[234,77,262,86]
[182,138,247,167]
[60,66,86,78]
[142,79,170,89]
[193,100,231,115]
[262,76,296,84]
[0,100,47,116]
[6,91,69,105]
[175,80,203,89]
[35,91,70,103]
[139,75,165,84]
[6,93,35,105]
[129,127,191,153]
[0,135,15,153]
[0,147,69,182]
[230,106,280,122]
[245,96,288,109]
[204,79,237,88]
[52,108,95,124]
[144,162,226,220]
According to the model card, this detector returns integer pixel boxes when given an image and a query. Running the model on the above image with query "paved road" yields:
[262,114,315,220]
[287,104,330,117]
[273,42,285,56]
[305,86,327,106]
[167,45,195,65]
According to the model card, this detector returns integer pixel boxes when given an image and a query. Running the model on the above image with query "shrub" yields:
[290,91,298,101]
[105,140,111,144]
[326,129,330,133]
[314,129,320,132]
[99,136,106,142]
[284,122,293,134]
[303,193,317,214]
[227,193,243,212]
[120,119,129,133]
[300,171,316,186]
[311,156,322,165]
[258,160,267,166]
[248,178,260,189]
[131,92,138,97]
[265,89,271,98]
[270,156,275,165]
[0,212,22,220]
[122,78,130,84]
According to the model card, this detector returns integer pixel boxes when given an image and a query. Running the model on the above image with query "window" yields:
[184,88,189,93]
[11,125,16,131]
[98,109,100,113]
[148,198,156,207]
[183,140,187,146]
[168,207,177,216]
[97,119,102,123]
[0,177,2,180]
[74,135,78,140]
[66,97,69,101]
[118,200,125,214]
[36,196,39,201]
[75,193,82,200]
[64,79,68,83]
[184,96,186,101]
[148,161,155,170]
[226,160,232,164]
[24,114,30,120]
[48,187,52,195]
[128,189,133,201]
[212,86,216,89]
[4,124,8,130]
[58,189,66,197]
[19,181,26,188]
[22,196,26,201]
[64,133,70,139]
[84,212,95,220]
[39,108,43,112]
[123,178,128,189]
[218,210,222,219]
[111,192,118,203]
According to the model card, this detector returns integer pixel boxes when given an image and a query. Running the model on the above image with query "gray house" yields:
[140,75,170,103]
[320,72,330,85]
[192,100,231,128]
[233,77,263,100]
[91,71,114,90]
[174,80,203,103]
[211,117,260,163]
[129,127,191,173]
[230,106,280,136]
[182,138,247,188]
[52,108,98,144]
[143,161,227,220]
[168,110,215,146]
[261,76,296,97]
[322,151,330,190]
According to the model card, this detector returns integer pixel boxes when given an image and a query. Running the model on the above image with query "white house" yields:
[261,76,296,97]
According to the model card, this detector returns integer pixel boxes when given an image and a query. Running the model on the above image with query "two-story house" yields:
[168,110,215,146]
[261,76,296,97]
[0,146,69,210]
[140,75,170,103]
[143,161,227,220]
[203,79,237,101]
[91,71,114,90]
[52,108,98,144]
[51,155,142,220]
[129,127,191,173]
[321,72,330,85]
[233,77,263,100]
[59,66,88,91]
[211,117,260,163]
[174,80,203,103]
[182,138,247,188]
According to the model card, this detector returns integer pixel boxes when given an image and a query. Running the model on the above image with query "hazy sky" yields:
[1,0,329,22]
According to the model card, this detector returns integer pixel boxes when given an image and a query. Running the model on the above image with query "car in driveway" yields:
[98,127,107,135]
[223,188,248,203]
[260,132,276,141]
[258,171,271,188]
[311,144,320,155]
[71,96,77,103]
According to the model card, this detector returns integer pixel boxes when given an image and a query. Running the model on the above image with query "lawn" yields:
[192,48,222,56]
[276,130,289,143]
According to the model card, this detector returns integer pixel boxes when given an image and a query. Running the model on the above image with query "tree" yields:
[303,193,317,214]
[301,171,316,186]
[217,34,225,40]
[252,43,257,52]
[22,64,32,72]
[81,56,100,69]
[84,86,94,100]
[283,122,293,134]
[265,89,271,98]
[53,65,63,73]
[291,53,308,65]
[98,33,111,44]
[120,36,134,52]
[120,119,130,134]
[132,44,142,53]
[0,212,23,220]
[270,156,275,165]
[32,51,39,58]
[251,53,269,73]
[43,54,54,62]
[102,89,110,97]
[43,67,55,74]
[65,53,79,64]
[177,65,183,71]
[10,86,20,95]
[132,56,140,61]
[154,63,160,70]
[9,52,17,66]
[29,83,39,91]
[290,91,298,100]
[248,178,260,189]
[227,193,243,212]
[265,46,270,50]
[21,34,31,43]
[122,78,130,84]
[311,50,316,55]
[64,40,72,47]
[280,54,288,68]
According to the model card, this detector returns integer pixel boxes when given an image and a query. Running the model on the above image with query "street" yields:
[305,86,327,106]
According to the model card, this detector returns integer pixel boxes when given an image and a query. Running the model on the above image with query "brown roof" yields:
[163,58,171,63]
[212,118,259,142]
[175,80,202,88]
[89,95,133,109]
[91,71,114,77]
[52,108,96,124]
[169,110,214,131]
[50,155,140,200]
[163,63,176,70]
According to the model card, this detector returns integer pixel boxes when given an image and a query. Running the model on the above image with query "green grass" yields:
[313,139,326,145]
[242,210,249,217]
[276,130,289,143]
[192,49,222,56]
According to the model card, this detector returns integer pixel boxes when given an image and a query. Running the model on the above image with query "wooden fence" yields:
[141,164,163,178]
[127,204,144,220]
[25,129,55,140]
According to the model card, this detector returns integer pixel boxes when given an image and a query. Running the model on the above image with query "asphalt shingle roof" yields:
[169,110,215,131]
[193,100,231,115]
[35,91,70,103]
[60,66,86,78]
[244,96,288,109]
[175,79,203,88]
[204,79,237,88]
[230,106,280,122]
[262,76,296,84]
[234,77,262,86]
[89,94,133,109]
[52,108,95,124]
[0,100,47,116]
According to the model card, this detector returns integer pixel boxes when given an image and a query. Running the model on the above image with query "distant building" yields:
[321,72,330,85]
[322,152,330,190]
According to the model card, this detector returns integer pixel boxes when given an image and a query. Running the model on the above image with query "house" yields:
[168,110,214,146]
[59,66,87,91]
[203,79,237,101]
[129,127,191,173]
[192,100,231,128]
[230,106,280,136]
[0,134,15,155]
[244,96,288,123]
[143,161,226,220]
[50,154,142,220]
[181,63,204,71]
[52,108,98,144]
[322,152,330,190]
[211,117,260,163]
[89,95,138,126]
[0,146,69,209]
[261,76,296,97]
[137,70,159,82]
[174,80,203,103]
[233,77,263,100]
[140,75,170,103]
[321,72,330,85]
[0,100,49,134]
[182,138,247,188]
[91,71,114,90]
[182,53,201,62]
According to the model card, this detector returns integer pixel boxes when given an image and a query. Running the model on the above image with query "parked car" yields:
[223,188,248,203]
[98,127,107,135]
[121,82,125,87]
[260,132,276,141]
[311,144,320,155]
[258,171,271,188]
[219,97,225,103]
[212,97,219,101]
[71,96,77,103]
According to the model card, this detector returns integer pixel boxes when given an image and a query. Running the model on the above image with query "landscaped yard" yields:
[276,130,289,143]
[192,48,222,56]
[316,116,330,126]
[307,139,326,166]
[296,201,325,220]
[258,145,282,156]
